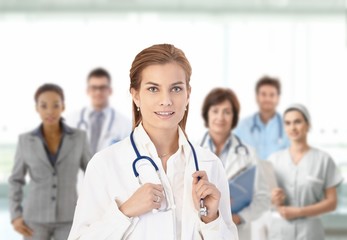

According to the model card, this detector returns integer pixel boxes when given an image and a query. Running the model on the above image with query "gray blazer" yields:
[8,125,92,223]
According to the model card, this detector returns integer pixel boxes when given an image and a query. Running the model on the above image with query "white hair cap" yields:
[284,103,311,126]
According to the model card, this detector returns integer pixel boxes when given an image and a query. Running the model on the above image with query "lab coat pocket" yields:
[306,175,324,184]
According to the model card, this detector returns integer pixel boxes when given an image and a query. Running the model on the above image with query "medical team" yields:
[8,44,343,240]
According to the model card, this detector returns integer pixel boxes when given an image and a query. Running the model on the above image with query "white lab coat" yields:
[268,148,344,240]
[200,133,270,240]
[68,124,238,240]
[65,106,131,152]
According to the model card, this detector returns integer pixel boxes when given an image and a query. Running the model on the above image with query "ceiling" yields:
[0,0,345,13]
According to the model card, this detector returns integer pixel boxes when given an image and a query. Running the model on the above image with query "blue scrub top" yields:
[234,112,290,160]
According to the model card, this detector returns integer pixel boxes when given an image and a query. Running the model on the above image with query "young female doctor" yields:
[268,103,343,240]
[67,44,238,240]
[199,88,270,240]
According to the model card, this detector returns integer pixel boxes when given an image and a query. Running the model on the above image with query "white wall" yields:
[0,13,346,159]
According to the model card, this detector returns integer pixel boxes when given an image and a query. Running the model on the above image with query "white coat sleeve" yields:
[68,156,139,240]
[199,160,239,240]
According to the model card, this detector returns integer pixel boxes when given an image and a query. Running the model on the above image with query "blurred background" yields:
[0,0,347,239]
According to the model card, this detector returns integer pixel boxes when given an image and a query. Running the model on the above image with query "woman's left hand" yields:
[278,206,301,220]
[192,171,220,223]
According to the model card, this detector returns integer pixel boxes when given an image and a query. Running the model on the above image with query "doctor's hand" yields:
[12,217,33,237]
[192,171,220,223]
[272,187,286,207]
[119,183,165,217]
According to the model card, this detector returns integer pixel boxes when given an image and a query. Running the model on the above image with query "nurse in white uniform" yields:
[199,88,270,240]
[268,103,343,240]
[67,44,238,240]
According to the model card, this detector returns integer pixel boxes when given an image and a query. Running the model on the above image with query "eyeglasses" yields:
[88,85,110,92]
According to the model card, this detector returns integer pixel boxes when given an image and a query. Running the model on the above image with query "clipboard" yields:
[229,165,256,213]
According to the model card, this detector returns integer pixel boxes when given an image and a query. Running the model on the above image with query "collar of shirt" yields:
[32,119,73,138]
[88,106,110,119]
[205,132,232,158]
[32,119,73,166]
[254,112,280,129]
[134,123,191,163]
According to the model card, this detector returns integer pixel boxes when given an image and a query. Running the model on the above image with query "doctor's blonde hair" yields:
[129,44,192,131]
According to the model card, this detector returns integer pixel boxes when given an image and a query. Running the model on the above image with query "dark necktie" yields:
[90,111,104,154]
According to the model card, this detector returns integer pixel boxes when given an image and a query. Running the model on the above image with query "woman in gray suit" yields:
[8,83,92,240]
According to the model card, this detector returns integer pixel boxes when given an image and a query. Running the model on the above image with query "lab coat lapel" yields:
[29,135,54,170]
[181,143,201,239]
[224,135,251,179]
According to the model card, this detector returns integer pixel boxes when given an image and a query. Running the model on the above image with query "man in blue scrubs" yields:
[234,76,289,160]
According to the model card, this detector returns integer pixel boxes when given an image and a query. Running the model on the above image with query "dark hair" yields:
[255,75,281,95]
[202,88,240,130]
[129,44,192,130]
[34,83,65,103]
[87,67,111,84]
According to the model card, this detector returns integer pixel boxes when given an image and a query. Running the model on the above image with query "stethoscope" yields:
[251,112,283,143]
[77,107,115,137]
[130,130,208,217]
[200,132,249,156]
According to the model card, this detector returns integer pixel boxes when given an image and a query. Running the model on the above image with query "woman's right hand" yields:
[119,183,165,217]
[272,187,286,207]
[12,217,33,237]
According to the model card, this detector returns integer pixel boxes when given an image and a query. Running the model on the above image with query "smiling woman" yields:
[131,63,190,139]
[67,44,238,240]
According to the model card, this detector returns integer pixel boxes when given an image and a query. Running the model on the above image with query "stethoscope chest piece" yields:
[131,130,208,217]
[199,199,208,217]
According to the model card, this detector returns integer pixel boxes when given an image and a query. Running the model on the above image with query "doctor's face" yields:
[256,85,279,113]
[131,63,190,133]
[284,110,309,142]
[87,76,112,110]
[208,100,233,136]
[36,91,65,126]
